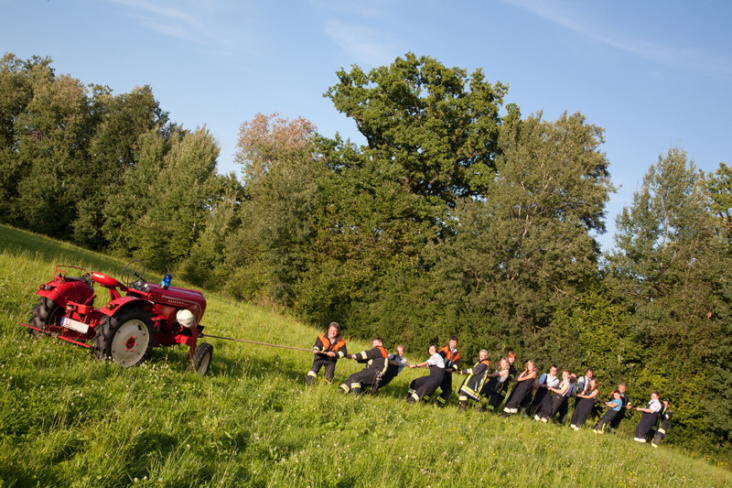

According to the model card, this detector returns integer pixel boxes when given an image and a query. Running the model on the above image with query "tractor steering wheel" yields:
[121,260,146,286]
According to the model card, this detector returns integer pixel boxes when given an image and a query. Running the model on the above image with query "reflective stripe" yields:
[439,346,460,368]
[351,383,361,389]
[658,428,666,434]
[340,383,349,392]
[317,334,346,353]
[307,371,318,377]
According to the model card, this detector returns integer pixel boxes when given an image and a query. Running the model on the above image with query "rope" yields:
[199,333,314,352]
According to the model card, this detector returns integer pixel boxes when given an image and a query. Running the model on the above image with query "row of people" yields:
[305,325,671,447]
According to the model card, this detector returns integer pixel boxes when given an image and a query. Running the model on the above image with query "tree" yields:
[227,113,323,303]
[324,52,507,210]
[100,129,170,257]
[10,63,94,238]
[276,54,510,336]
[74,85,170,248]
[607,148,732,449]
[705,162,732,247]
[419,112,614,359]
[179,173,243,290]
[0,54,43,221]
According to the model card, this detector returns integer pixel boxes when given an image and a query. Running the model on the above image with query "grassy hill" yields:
[0,224,729,487]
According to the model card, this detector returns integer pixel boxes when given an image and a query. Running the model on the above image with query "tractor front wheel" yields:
[29,297,62,339]
[189,342,213,376]
[93,307,156,367]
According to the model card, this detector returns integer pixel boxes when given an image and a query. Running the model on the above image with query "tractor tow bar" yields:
[18,321,92,348]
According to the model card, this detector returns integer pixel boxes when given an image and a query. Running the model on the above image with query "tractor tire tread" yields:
[189,342,214,376]
[29,297,61,339]
[93,306,156,366]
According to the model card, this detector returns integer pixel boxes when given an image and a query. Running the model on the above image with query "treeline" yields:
[2,52,731,455]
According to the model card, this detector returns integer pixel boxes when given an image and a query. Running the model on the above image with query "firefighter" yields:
[376,344,408,391]
[338,337,389,395]
[651,401,672,448]
[536,369,571,422]
[306,322,347,384]
[501,360,538,416]
[526,365,559,416]
[435,336,460,407]
[593,390,624,434]
[480,357,510,412]
[570,378,599,430]
[608,383,633,431]
[556,372,578,424]
[456,349,491,411]
[633,392,663,443]
[406,344,445,404]
[487,351,517,412]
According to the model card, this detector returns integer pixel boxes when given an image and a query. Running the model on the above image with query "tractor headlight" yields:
[177,309,196,328]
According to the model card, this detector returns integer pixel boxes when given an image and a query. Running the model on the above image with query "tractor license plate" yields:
[61,317,90,334]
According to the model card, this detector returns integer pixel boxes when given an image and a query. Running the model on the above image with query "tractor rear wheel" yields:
[93,306,156,367]
[29,297,62,339]
[189,342,213,376]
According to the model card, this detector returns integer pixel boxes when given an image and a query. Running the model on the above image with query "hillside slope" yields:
[0,225,728,487]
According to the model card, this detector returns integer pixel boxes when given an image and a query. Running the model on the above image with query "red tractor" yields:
[20,261,213,375]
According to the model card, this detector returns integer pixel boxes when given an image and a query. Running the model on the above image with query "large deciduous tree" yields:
[286,54,510,334]
[325,52,507,208]
[608,148,732,448]
[419,111,614,359]
[706,162,732,247]
[0,54,40,220]
[74,85,170,248]
[0,54,95,238]
[228,113,323,303]
[101,126,224,270]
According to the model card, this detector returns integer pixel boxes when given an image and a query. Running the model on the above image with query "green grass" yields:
[0,224,729,487]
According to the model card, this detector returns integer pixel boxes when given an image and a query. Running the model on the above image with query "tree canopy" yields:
[1,52,731,456]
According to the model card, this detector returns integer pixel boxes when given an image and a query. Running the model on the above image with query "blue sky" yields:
[2,0,730,251]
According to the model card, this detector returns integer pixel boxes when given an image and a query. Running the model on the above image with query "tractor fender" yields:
[36,279,95,310]
[97,296,153,318]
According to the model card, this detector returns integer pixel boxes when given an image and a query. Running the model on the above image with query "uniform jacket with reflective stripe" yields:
[355,346,389,373]
[313,334,347,358]
[439,346,460,370]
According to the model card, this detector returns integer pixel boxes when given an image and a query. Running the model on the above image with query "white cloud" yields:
[104,0,255,56]
[501,0,732,79]
[324,19,398,68]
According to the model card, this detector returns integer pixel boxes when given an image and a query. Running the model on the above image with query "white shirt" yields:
[427,353,445,368]
[542,374,559,389]
[648,399,662,413]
